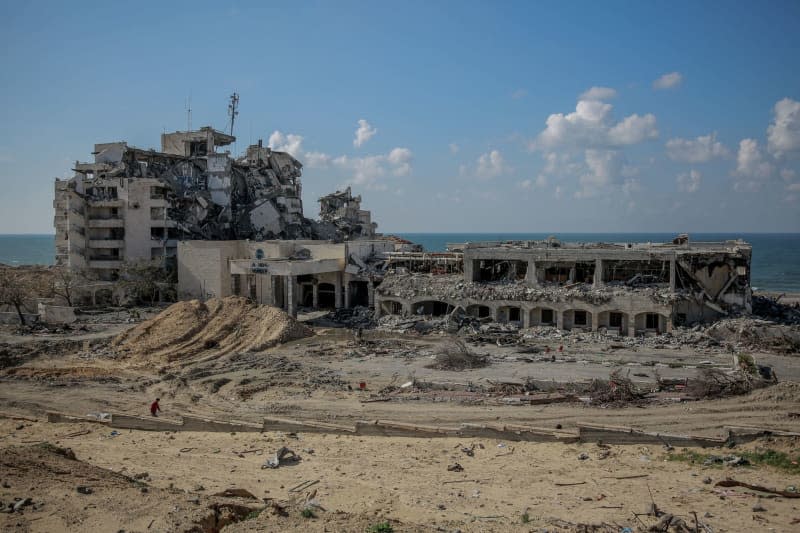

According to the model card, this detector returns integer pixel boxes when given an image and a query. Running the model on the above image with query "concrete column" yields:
[312,282,319,309]
[344,281,351,309]
[591,312,599,332]
[464,259,476,282]
[367,282,375,309]
[669,258,676,293]
[526,260,538,287]
[522,308,531,328]
[270,276,278,306]
[374,297,382,318]
[594,258,604,287]
[490,306,498,322]
[665,315,673,333]
[627,318,637,338]
[334,273,343,309]
[286,275,296,318]
[556,310,564,331]
[568,267,576,283]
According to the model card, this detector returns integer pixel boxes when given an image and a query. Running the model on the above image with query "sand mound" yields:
[112,297,313,361]
[746,381,800,403]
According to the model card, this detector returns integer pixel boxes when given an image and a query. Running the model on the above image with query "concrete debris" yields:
[378,273,674,305]
[316,187,377,240]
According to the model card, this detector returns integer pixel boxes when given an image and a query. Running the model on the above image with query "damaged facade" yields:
[177,238,416,318]
[375,237,752,336]
[54,127,375,281]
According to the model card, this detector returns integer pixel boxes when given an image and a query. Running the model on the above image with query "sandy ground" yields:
[1,418,800,532]
[1,304,800,531]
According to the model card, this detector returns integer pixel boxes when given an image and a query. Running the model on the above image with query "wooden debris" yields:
[715,478,800,498]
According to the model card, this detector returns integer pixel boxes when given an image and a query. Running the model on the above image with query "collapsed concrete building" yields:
[175,234,753,334]
[54,127,376,282]
[177,238,417,317]
[375,237,753,336]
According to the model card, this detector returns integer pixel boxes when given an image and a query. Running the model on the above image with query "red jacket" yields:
[150,401,160,413]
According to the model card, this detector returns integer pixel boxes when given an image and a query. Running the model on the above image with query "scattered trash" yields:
[262,447,300,469]
[212,488,258,500]
[76,486,93,495]
[447,463,464,472]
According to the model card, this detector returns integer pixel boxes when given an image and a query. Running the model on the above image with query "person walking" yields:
[150,398,161,417]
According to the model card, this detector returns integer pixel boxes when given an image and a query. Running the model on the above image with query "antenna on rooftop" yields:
[186,96,192,132]
[227,92,239,137]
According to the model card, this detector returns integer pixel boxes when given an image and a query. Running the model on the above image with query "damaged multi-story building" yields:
[53,126,376,283]
[374,237,752,335]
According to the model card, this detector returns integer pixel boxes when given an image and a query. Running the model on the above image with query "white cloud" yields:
[533,96,657,150]
[767,97,800,157]
[334,147,414,189]
[304,151,332,168]
[786,182,800,192]
[579,86,617,101]
[475,150,508,179]
[677,169,702,193]
[666,132,729,163]
[653,71,683,90]
[607,114,659,145]
[267,131,333,168]
[781,168,797,182]
[518,175,547,190]
[353,119,377,148]
[449,143,460,154]
[733,138,773,191]
[511,88,528,99]
[387,147,413,176]
[268,130,303,156]
[554,185,563,199]
[576,149,624,198]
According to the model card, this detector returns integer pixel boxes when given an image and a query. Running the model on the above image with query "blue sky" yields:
[1,0,799,233]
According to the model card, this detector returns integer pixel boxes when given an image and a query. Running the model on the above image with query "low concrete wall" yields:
[262,417,354,435]
[48,411,778,449]
[577,423,725,447]
[181,415,261,433]
[355,420,461,438]
[725,425,800,444]
[46,412,110,425]
[110,414,183,431]
[38,303,77,324]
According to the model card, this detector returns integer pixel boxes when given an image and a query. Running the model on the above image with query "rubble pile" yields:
[112,296,313,361]
[752,294,800,325]
[426,339,489,371]
[323,306,376,329]
[377,273,680,305]
[686,368,768,399]
[704,318,800,354]
[588,369,648,405]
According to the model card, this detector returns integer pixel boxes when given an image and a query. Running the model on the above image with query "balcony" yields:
[149,219,176,228]
[88,218,124,228]
[88,239,124,249]
[88,260,124,269]
[87,198,122,208]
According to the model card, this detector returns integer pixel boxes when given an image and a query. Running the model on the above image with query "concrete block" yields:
[262,417,354,435]
[577,423,724,448]
[181,415,261,433]
[355,420,460,438]
[110,414,183,432]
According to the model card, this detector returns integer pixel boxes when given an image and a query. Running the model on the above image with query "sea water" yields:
[2,233,799,292]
